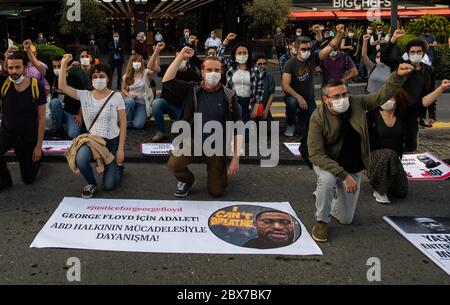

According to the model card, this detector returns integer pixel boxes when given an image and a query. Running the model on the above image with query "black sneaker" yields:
[174,181,194,198]
[82,184,97,199]
[53,127,66,140]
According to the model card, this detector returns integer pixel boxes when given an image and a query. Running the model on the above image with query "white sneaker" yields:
[373,191,390,204]
[284,125,295,137]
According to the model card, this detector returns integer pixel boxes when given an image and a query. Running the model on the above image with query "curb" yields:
[6,153,450,168]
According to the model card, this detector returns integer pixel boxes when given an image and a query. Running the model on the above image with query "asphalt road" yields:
[1,162,449,284]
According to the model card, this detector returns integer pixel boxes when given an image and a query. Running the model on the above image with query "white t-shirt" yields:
[232,69,251,98]
[76,90,125,139]
[122,69,152,100]
[205,37,222,48]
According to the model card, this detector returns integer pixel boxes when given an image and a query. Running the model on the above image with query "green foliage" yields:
[397,33,418,48]
[244,0,291,38]
[434,45,450,80]
[408,14,450,44]
[59,0,107,38]
[17,44,65,68]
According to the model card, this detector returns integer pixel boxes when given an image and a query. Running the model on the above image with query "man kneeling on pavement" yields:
[308,62,414,242]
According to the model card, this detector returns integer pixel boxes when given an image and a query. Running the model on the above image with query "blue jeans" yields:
[75,137,122,190]
[152,98,181,132]
[50,98,82,139]
[124,97,147,129]
[237,97,251,124]
[285,95,316,137]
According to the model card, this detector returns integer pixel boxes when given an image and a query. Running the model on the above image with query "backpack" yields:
[1,77,40,129]
[1,77,40,101]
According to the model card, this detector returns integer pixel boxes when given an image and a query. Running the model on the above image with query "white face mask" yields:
[300,50,311,60]
[367,30,373,34]
[296,32,302,36]
[330,50,338,57]
[9,74,25,85]
[53,69,60,76]
[92,78,107,90]
[348,33,355,38]
[409,54,423,64]
[375,58,381,64]
[381,99,396,111]
[113,37,119,42]
[178,60,187,70]
[80,57,91,66]
[377,31,383,35]
[235,55,248,64]
[205,72,221,87]
[132,62,142,70]
[330,97,350,114]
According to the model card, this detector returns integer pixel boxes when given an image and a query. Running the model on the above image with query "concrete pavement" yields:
[0,162,449,284]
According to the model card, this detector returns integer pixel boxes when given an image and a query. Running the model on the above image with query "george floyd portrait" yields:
[209,205,301,249]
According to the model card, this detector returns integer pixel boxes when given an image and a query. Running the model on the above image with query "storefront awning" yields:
[290,8,450,21]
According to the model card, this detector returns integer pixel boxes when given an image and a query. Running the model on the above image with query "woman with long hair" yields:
[367,89,409,204]
[122,54,153,129]
[216,33,264,125]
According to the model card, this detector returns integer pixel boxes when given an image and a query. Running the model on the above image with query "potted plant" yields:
[244,0,291,59]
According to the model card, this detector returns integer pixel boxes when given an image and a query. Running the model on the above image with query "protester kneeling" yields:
[162,48,242,198]
[307,63,414,242]
[0,52,46,190]
[367,90,409,204]
[122,54,153,130]
[58,54,126,199]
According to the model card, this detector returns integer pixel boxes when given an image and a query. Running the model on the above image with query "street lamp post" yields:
[390,0,398,32]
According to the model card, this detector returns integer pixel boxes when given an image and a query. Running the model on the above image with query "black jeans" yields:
[0,129,40,186]
[110,59,123,90]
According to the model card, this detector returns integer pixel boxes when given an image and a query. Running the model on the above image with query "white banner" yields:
[9,140,72,154]
[141,143,174,156]
[31,198,322,256]
[384,216,450,276]
[401,152,450,181]
[283,143,301,158]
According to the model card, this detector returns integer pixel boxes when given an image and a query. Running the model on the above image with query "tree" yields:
[244,0,291,39]
[408,14,450,44]
[59,0,108,45]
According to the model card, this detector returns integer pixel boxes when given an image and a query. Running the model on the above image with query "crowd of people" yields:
[1,23,449,242]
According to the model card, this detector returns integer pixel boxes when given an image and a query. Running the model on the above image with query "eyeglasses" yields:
[327,92,348,100]
[300,48,312,52]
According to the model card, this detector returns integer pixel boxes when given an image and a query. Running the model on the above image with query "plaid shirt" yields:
[217,44,264,106]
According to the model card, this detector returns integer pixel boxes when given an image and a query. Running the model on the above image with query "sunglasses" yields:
[257,62,267,66]
[300,48,312,52]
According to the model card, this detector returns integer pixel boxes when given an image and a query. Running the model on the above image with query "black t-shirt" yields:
[403,67,435,109]
[1,76,47,138]
[343,37,358,58]
[282,53,321,102]
[158,64,201,106]
[373,111,403,154]
[52,70,86,115]
[337,120,365,174]
[197,89,226,143]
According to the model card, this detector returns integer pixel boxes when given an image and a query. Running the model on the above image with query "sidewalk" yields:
[6,118,450,166]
